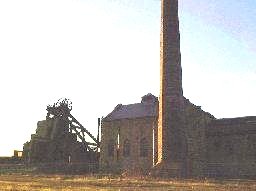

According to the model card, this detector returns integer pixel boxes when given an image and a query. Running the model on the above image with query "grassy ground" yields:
[0,164,256,190]
[1,174,256,191]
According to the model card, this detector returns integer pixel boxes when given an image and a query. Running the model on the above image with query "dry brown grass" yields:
[0,174,256,191]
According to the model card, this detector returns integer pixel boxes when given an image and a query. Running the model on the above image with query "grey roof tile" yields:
[104,102,158,121]
[104,94,158,121]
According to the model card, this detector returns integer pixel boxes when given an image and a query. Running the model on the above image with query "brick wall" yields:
[205,118,256,177]
[100,117,156,173]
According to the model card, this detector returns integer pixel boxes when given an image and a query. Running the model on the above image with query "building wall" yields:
[183,102,256,178]
[183,99,215,177]
[205,119,256,177]
[100,117,156,173]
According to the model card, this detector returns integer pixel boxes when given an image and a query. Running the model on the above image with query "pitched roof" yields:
[104,94,158,121]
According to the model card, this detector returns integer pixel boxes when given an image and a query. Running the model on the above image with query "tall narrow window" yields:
[108,139,115,157]
[123,139,130,157]
[117,127,120,149]
[140,138,148,157]
[117,127,120,160]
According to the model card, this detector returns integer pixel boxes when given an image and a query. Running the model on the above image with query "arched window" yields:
[140,138,148,157]
[108,139,115,157]
[123,139,130,157]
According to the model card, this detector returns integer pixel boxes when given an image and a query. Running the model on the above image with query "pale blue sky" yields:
[0,0,255,156]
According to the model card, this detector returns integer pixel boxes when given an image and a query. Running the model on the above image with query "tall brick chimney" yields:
[154,0,187,177]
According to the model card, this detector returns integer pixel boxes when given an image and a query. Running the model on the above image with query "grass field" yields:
[0,164,256,191]
[1,174,256,191]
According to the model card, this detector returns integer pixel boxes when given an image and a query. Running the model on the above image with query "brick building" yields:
[100,94,256,177]
[100,93,158,173]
